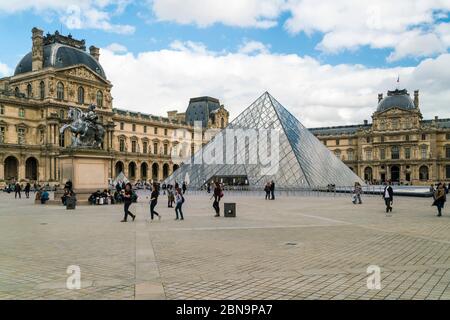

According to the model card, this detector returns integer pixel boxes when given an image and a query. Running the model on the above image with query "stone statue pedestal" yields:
[55,149,112,205]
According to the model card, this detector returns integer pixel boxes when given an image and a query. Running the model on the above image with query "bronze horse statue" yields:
[60,107,105,148]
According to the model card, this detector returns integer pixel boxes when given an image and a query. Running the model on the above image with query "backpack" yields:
[131,191,138,202]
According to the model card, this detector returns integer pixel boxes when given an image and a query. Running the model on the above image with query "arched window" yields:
[14,87,19,96]
[57,82,64,100]
[77,86,84,104]
[419,166,429,181]
[27,83,32,98]
[39,81,45,99]
[364,167,373,182]
[96,90,103,107]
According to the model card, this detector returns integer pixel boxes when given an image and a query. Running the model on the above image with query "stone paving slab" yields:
[1,191,450,299]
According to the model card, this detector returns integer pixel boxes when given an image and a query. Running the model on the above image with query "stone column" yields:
[136,162,141,181]
[18,157,25,181]
[0,158,4,181]
[158,162,163,182]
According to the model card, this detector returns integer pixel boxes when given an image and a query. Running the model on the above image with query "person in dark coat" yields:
[149,183,161,221]
[121,183,136,222]
[64,180,73,192]
[182,181,187,194]
[264,182,271,200]
[433,183,446,217]
[24,183,31,199]
[383,182,394,213]
[270,181,275,200]
[15,183,22,199]
[211,182,223,217]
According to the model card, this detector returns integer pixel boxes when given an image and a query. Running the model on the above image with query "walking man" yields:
[15,182,22,199]
[383,182,394,214]
[182,181,187,195]
[270,180,275,200]
[433,183,446,217]
[121,183,136,222]
[211,182,223,217]
[149,183,161,221]
[175,188,184,220]
[24,182,31,199]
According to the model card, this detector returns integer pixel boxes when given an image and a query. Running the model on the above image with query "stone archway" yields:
[391,165,400,183]
[364,167,373,182]
[163,163,170,179]
[128,162,137,180]
[25,157,38,180]
[141,162,148,180]
[115,161,124,177]
[152,163,159,181]
[4,156,19,181]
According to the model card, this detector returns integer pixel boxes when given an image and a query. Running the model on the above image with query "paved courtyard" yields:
[1,190,450,300]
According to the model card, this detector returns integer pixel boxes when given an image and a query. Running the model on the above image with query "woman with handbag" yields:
[433,183,446,217]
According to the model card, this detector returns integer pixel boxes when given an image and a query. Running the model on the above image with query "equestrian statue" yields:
[60,104,105,148]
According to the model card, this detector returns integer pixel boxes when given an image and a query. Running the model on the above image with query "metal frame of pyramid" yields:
[163,92,364,189]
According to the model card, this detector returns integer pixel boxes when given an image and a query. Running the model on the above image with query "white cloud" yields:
[149,0,450,61]
[0,62,12,77]
[100,42,450,128]
[238,40,271,55]
[284,0,450,61]
[104,43,128,53]
[151,0,285,28]
[0,0,135,34]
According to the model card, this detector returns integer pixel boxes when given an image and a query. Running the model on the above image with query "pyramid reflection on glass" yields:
[164,92,364,189]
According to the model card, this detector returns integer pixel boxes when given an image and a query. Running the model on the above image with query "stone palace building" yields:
[1,27,450,187]
[310,88,450,185]
[0,28,229,187]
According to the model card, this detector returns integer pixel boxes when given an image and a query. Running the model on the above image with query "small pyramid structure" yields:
[164,92,364,189]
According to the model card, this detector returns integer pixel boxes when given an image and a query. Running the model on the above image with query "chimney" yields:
[435,116,439,121]
[364,120,368,125]
[378,93,383,103]
[89,45,100,61]
[414,90,419,108]
[31,27,44,71]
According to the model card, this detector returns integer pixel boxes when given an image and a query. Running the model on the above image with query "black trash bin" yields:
[224,203,236,217]
[66,196,76,210]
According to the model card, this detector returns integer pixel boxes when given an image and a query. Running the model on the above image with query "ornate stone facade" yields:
[0,28,229,187]
[311,89,450,185]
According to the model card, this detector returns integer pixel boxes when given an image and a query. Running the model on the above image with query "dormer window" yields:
[27,84,32,98]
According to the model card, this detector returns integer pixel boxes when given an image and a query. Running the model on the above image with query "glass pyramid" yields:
[164,92,364,189]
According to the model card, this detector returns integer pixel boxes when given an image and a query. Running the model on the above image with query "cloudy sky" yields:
[1,0,450,127]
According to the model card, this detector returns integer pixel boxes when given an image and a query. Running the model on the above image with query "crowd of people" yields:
[6,175,450,219]
[120,180,190,222]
